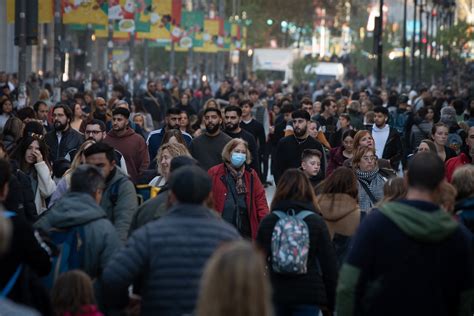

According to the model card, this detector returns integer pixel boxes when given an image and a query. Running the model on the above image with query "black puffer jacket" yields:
[44,127,84,163]
[256,200,338,311]
[102,203,240,315]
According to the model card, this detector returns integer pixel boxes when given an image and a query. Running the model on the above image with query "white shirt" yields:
[372,124,390,159]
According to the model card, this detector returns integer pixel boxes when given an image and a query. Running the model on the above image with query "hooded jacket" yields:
[34,192,121,278]
[100,168,138,242]
[316,193,360,239]
[104,128,149,183]
[336,200,474,316]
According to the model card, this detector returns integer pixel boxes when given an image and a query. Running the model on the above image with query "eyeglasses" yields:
[85,130,102,135]
[361,155,377,162]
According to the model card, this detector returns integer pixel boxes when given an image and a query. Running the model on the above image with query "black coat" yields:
[369,126,403,170]
[256,200,338,310]
[44,127,84,163]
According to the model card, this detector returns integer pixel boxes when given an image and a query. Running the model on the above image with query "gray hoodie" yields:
[34,192,121,279]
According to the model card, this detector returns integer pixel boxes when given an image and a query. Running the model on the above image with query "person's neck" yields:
[321,111,331,119]
[405,188,435,204]
[343,148,353,157]
[228,127,241,134]
[374,124,386,129]
[57,126,69,134]
[206,130,220,137]
[115,127,128,137]
[241,115,251,122]
[435,143,445,152]
[295,133,308,141]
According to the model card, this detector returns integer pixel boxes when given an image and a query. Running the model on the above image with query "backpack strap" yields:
[1,265,23,298]
[109,177,128,207]
[358,179,378,204]
[273,211,286,219]
[3,211,17,218]
[296,210,315,220]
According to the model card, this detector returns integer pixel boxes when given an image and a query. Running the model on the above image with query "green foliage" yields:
[436,21,474,60]
[292,55,319,84]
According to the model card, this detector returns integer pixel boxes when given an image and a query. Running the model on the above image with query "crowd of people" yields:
[0,69,473,316]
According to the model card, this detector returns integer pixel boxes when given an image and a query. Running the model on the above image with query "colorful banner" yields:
[176,11,204,49]
[7,0,54,24]
[194,18,222,53]
[136,0,182,43]
[62,0,108,26]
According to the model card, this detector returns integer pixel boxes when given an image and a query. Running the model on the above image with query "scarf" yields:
[225,163,247,195]
[356,167,386,212]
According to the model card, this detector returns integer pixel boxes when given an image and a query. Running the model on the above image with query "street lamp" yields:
[375,0,384,87]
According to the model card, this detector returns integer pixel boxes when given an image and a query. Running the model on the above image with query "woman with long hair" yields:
[327,129,357,175]
[353,146,387,213]
[208,138,268,240]
[69,102,83,132]
[343,130,392,170]
[256,169,338,316]
[48,139,96,208]
[149,142,191,188]
[16,136,56,215]
[315,167,361,265]
[179,110,194,136]
[431,122,457,162]
[2,117,24,155]
[196,241,273,316]
[0,98,14,133]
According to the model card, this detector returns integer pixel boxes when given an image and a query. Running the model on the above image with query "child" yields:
[51,270,103,316]
[301,148,322,188]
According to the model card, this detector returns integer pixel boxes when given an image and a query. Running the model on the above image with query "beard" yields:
[54,121,68,131]
[167,124,180,130]
[206,123,220,134]
[294,126,307,138]
[225,122,238,132]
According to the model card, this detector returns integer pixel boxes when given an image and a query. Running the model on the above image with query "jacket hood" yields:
[45,192,106,228]
[316,194,359,221]
[380,202,458,242]
[107,127,135,139]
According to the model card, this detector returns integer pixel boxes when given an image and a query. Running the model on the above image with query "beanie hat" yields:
[168,165,211,204]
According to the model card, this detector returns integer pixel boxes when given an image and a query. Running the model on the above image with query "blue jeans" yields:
[275,304,320,316]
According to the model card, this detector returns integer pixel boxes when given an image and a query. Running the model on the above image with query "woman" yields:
[327,129,356,175]
[0,98,14,133]
[256,169,337,316]
[316,167,360,266]
[342,130,388,169]
[431,122,457,162]
[131,98,154,132]
[196,241,273,316]
[410,106,434,152]
[308,120,331,150]
[48,140,96,207]
[149,142,190,188]
[179,111,194,136]
[208,138,268,240]
[69,103,83,132]
[133,113,150,139]
[353,146,386,213]
[2,117,24,155]
[16,136,56,215]
[175,93,197,117]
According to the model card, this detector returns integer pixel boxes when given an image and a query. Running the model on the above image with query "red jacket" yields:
[445,153,471,182]
[208,164,269,240]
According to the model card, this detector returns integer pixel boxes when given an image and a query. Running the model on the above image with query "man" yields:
[316,98,338,147]
[190,108,232,170]
[104,108,149,183]
[147,108,193,163]
[228,92,240,107]
[84,143,138,242]
[336,152,474,316]
[44,104,84,163]
[224,105,259,173]
[102,166,240,315]
[85,119,128,175]
[92,97,110,124]
[249,88,270,137]
[240,99,266,180]
[446,126,474,182]
[300,97,314,117]
[34,165,121,286]
[274,110,326,184]
[33,101,52,132]
[413,86,429,111]
[371,106,403,171]
[141,80,164,128]
[270,103,293,179]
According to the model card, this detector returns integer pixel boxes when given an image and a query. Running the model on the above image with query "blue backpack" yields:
[42,226,86,289]
[271,210,313,274]
[1,211,22,298]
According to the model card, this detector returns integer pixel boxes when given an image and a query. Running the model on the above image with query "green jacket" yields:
[100,168,138,242]
[34,192,121,278]
[129,189,169,235]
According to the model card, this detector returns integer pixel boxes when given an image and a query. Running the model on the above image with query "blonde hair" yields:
[196,241,273,316]
[66,140,96,176]
[451,165,474,200]
[203,98,220,110]
[221,138,252,165]
[156,142,190,173]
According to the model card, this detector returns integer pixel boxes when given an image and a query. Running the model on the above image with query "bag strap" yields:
[273,211,286,219]
[1,265,23,297]
[358,179,378,204]
[296,210,314,220]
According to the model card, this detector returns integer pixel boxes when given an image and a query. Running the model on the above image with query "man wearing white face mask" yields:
[208,138,269,240]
